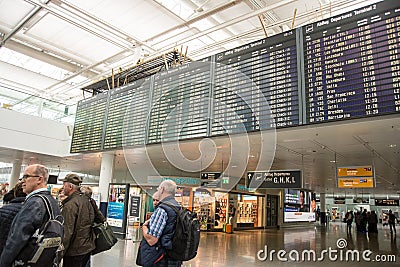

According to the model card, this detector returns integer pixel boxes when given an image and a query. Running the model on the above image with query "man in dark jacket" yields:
[140,180,182,267]
[61,174,96,267]
[0,181,26,255]
[0,164,61,267]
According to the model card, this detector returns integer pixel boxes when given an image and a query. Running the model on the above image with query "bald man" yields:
[0,164,61,267]
[140,180,182,267]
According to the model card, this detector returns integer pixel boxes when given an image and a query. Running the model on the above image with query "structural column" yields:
[98,152,115,216]
[9,159,22,188]
[319,192,326,224]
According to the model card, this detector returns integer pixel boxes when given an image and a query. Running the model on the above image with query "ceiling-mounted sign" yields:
[337,166,373,177]
[201,179,221,188]
[200,172,221,180]
[375,199,399,206]
[338,178,374,188]
[247,170,302,189]
[337,165,374,189]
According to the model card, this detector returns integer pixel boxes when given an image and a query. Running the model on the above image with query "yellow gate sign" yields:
[338,178,374,188]
[337,166,373,177]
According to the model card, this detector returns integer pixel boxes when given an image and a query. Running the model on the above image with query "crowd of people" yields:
[0,164,183,267]
[0,164,106,267]
[344,208,397,235]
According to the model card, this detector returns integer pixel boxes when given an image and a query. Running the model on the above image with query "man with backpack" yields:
[0,164,62,267]
[140,180,183,267]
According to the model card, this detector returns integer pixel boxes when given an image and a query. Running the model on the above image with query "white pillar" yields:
[9,159,22,188]
[99,152,115,203]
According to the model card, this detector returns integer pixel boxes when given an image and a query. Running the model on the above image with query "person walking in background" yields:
[0,181,27,255]
[368,210,378,233]
[345,210,354,233]
[61,174,96,267]
[140,180,182,267]
[0,164,61,267]
[388,210,397,235]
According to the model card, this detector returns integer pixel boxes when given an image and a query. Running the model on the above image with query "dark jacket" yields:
[140,196,179,267]
[88,197,106,223]
[0,190,60,267]
[0,196,25,255]
[61,191,96,257]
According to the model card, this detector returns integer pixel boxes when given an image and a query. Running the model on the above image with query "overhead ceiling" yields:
[1,0,399,197]
[0,0,381,106]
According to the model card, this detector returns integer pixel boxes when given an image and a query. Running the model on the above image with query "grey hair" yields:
[160,180,177,196]
[68,183,80,191]
[31,164,49,184]
[80,186,93,197]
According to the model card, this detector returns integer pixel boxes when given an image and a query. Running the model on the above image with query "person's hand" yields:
[143,219,151,227]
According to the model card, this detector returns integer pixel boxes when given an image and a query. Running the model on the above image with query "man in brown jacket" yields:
[61,174,95,267]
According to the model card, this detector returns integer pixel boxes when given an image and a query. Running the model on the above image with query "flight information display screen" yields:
[103,79,150,149]
[213,30,300,135]
[70,92,108,153]
[304,0,400,123]
[147,62,211,143]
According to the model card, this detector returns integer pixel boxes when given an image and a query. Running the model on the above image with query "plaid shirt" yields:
[147,207,168,238]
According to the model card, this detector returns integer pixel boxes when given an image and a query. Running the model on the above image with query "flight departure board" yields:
[147,61,211,143]
[103,84,135,150]
[103,79,150,150]
[213,30,299,135]
[70,92,108,153]
[304,0,400,123]
[122,78,151,147]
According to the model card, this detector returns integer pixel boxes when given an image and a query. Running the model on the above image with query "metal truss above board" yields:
[81,49,192,95]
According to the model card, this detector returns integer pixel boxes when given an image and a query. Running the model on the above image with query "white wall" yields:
[0,108,72,156]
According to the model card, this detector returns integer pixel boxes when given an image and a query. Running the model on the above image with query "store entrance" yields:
[267,195,278,227]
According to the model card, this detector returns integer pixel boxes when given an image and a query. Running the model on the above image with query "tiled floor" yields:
[92,222,400,266]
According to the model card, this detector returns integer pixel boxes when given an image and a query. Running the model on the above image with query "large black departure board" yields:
[71,0,400,154]
[147,62,211,143]
[122,78,151,147]
[70,92,108,153]
[103,79,150,150]
[213,30,300,135]
[304,0,400,123]
[103,84,136,150]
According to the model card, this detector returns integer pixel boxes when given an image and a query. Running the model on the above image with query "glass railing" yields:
[0,85,77,125]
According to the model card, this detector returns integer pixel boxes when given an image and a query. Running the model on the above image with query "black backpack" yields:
[162,203,200,261]
[15,195,64,267]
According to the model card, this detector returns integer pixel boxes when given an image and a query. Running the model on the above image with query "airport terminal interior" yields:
[1,0,400,266]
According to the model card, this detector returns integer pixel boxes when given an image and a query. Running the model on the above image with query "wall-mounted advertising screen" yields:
[284,189,316,222]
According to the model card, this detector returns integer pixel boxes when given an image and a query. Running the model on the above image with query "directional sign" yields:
[201,179,221,188]
[201,172,221,180]
[248,170,302,189]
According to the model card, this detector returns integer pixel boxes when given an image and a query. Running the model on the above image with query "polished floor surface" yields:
[92,222,400,266]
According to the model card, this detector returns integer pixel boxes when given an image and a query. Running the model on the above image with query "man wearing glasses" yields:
[140,180,182,267]
[0,164,61,267]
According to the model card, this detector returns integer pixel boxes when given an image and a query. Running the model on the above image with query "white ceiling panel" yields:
[0,0,34,28]
[25,13,123,63]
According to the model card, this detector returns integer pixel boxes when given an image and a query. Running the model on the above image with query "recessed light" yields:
[330,160,336,163]
[388,144,397,148]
